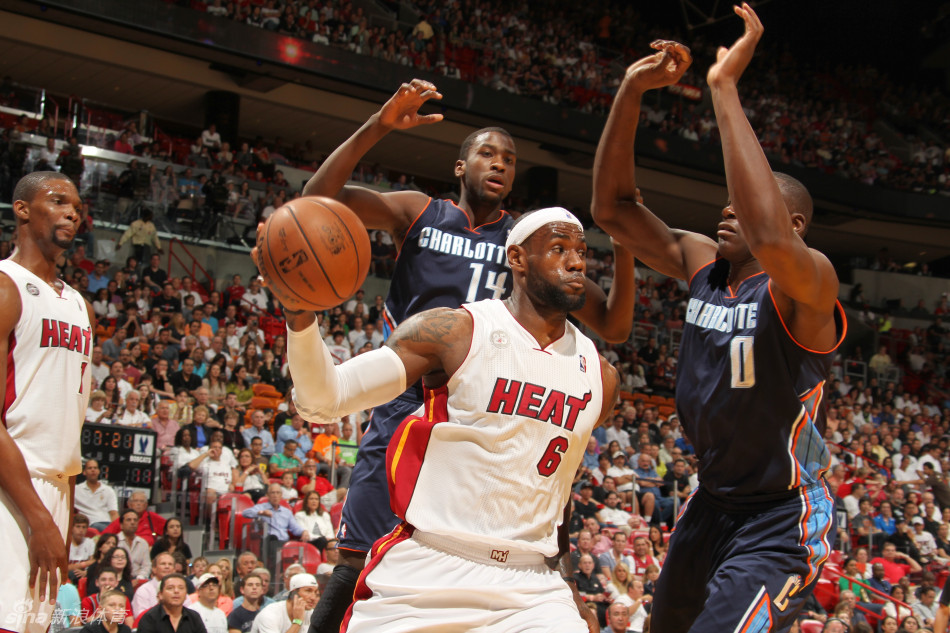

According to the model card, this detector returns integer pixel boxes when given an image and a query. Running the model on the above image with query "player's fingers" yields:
[419,90,443,101]
[417,114,444,125]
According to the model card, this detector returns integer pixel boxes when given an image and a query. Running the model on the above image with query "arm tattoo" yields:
[386,308,461,353]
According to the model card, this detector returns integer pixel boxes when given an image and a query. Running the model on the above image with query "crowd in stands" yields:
[159,0,950,198]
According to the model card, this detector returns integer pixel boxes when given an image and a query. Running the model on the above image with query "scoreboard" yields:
[80,423,158,500]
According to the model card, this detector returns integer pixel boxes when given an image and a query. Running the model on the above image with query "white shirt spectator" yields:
[199,456,235,495]
[607,464,636,493]
[73,480,119,525]
[201,127,222,150]
[114,408,151,427]
[191,601,229,633]
[69,536,95,563]
[174,446,202,471]
[243,289,269,314]
[249,601,314,633]
[605,426,631,452]
[294,510,335,540]
[919,453,943,473]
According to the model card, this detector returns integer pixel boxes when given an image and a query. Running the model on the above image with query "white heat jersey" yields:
[0,259,92,480]
[386,299,604,557]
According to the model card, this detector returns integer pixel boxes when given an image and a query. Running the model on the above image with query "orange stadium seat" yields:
[216,492,254,550]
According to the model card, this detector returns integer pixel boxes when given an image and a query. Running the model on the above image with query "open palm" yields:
[707,3,763,88]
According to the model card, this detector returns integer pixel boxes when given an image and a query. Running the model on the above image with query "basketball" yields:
[255,196,371,311]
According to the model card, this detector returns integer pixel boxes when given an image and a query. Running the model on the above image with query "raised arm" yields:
[0,276,68,605]
[707,5,838,334]
[286,306,471,423]
[571,240,636,343]
[301,79,442,242]
[591,42,715,281]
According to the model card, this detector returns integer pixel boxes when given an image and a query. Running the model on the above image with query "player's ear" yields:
[790,212,806,238]
[454,159,465,179]
[507,244,527,273]
[12,199,29,222]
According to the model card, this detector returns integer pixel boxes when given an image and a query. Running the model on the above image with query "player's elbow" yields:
[598,321,633,344]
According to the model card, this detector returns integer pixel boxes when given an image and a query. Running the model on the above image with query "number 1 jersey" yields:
[0,259,92,480]
[675,258,846,502]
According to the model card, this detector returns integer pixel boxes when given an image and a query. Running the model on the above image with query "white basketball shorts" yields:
[0,477,70,633]
[342,526,588,633]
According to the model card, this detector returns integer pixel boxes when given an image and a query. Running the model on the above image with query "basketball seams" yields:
[285,202,347,303]
[315,200,370,298]
[262,209,326,309]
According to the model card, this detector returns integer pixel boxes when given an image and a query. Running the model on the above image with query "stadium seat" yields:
[216,493,254,549]
[252,383,282,398]
[280,541,323,575]
[86,527,100,538]
[330,501,344,531]
[77,576,88,600]
[800,620,823,633]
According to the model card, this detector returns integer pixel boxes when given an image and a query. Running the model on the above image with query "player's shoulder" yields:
[0,266,23,328]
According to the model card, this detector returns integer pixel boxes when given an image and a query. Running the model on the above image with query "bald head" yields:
[13,171,75,206]
[774,172,813,230]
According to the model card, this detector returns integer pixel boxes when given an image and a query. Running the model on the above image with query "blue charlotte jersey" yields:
[676,258,846,502]
[382,197,514,337]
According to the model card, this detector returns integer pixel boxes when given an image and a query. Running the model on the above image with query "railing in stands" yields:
[822,563,914,623]
[168,238,216,297]
[827,441,892,478]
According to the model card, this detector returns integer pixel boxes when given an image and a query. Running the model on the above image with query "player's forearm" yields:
[0,429,57,529]
[600,242,636,342]
[302,114,391,198]
[709,82,791,248]
[591,80,644,229]
[287,318,407,422]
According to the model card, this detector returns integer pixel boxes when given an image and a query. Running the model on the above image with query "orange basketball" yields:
[255,196,371,311]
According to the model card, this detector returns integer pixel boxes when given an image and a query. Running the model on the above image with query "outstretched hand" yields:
[378,79,444,130]
[707,3,763,88]
[624,40,692,93]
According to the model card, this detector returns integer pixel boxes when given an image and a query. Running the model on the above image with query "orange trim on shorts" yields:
[736,590,773,633]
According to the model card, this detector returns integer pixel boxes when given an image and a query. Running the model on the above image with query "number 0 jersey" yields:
[383,198,513,337]
[675,258,846,502]
[0,259,92,480]
[386,299,604,556]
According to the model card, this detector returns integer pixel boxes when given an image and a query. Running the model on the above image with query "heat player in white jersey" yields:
[279,207,621,632]
[0,172,94,633]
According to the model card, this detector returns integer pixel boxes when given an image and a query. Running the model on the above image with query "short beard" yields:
[527,273,586,313]
[52,233,75,249]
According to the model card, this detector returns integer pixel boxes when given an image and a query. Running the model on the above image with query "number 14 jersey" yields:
[386,299,604,557]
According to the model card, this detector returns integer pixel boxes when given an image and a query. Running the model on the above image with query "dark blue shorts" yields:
[337,392,423,554]
[651,481,835,633]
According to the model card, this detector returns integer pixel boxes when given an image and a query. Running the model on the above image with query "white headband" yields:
[505,207,584,255]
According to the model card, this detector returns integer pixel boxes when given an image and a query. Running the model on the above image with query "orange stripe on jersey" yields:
[386,385,450,518]
[340,523,414,633]
[2,332,16,428]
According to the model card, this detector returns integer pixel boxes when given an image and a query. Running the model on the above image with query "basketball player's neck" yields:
[457,191,502,226]
[504,292,568,349]
[725,257,763,290]
[10,238,62,285]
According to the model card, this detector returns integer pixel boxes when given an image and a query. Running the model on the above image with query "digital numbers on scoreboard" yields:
[80,423,157,487]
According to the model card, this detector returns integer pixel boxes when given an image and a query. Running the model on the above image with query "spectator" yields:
[227,571,268,633]
[151,400,182,452]
[273,564,306,602]
[201,124,222,152]
[247,573,319,633]
[68,513,96,581]
[115,509,152,581]
[234,448,267,502]
[294,491,335,552]
[132,552,177,617]
[136,574,205,633]
[242,409,275,456]
[269,439,302,479]
[241,484,310,562]
[602,602,630,633]
[150,518,193,565]
[101,491,167,546]
[115,390,150,427]
[118,209,162,263]
[80,586,134,631]
[100,547,136,599]
[871,542,923,584]
[599,531,635,579]
[913,586,938,629]
[189,573,229,633]
[275,414,312,460]
[73,459,120,530]
[573,553,608,626]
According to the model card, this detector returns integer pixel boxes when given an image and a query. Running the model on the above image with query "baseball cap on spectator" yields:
[912,517,924,525]
[580,482,594,490]
[612,451,625,460]
[289,573,318,591]
[196,573,220,588]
